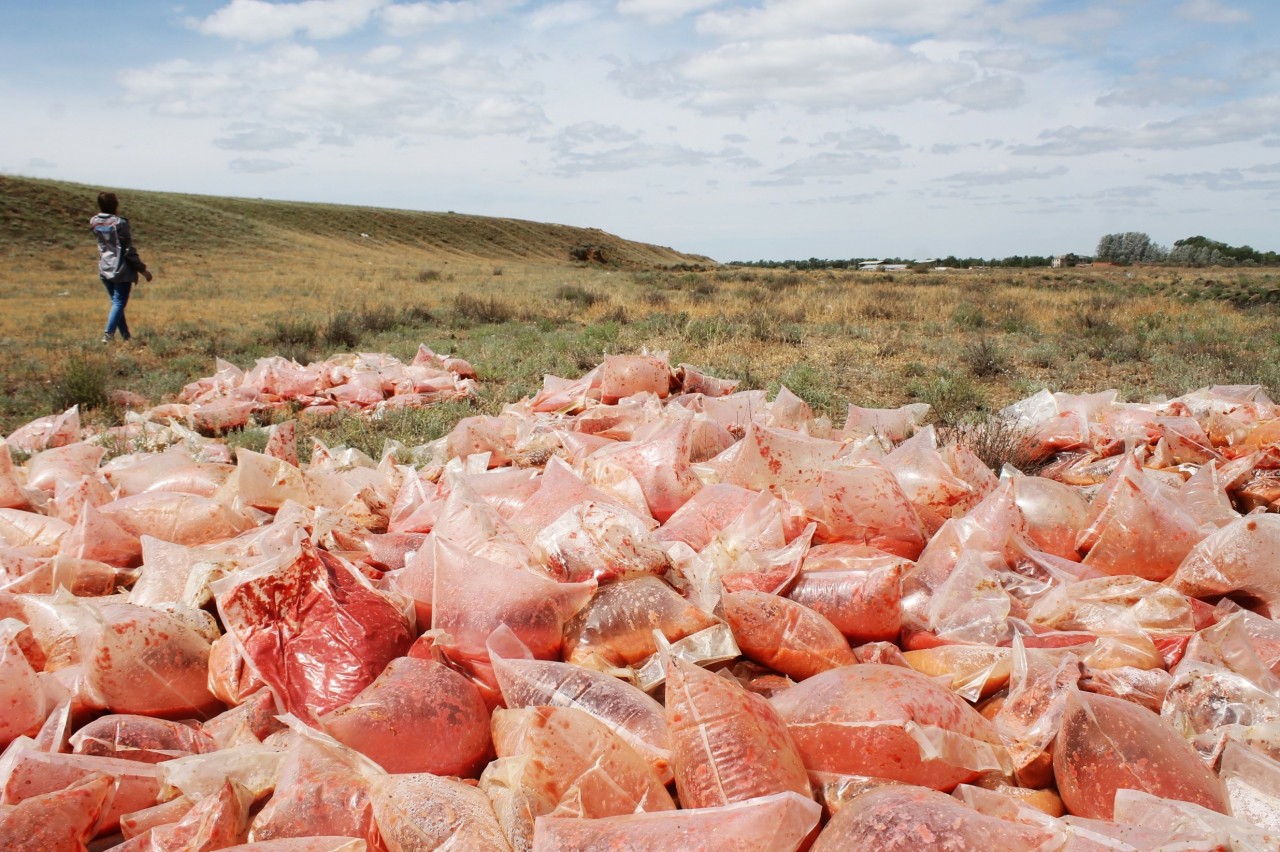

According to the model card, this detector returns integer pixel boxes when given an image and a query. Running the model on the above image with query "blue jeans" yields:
[102,278,132,339]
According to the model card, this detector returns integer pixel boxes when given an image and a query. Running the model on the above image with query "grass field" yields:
[6,174,1280,457]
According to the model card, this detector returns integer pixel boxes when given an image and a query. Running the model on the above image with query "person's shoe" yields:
[101,334,111,344]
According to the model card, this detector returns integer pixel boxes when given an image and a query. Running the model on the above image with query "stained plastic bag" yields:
[1053,687,1227,819]
[770,664,1009,791]
[482,706,674,850]
[214,540,414,723]
[531,791,820,852]
[721,590,855,680]
[369,772,512,852]
[321,654,491,777]
[665,656,811,808]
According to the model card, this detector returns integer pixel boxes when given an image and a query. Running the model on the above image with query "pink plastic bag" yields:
[562,576,719,672]
[214,540,414,723]
[770,664,1008,791]
[810,785,1061,851]
[531,791,820,852]
[249,720,383,847]
[431,537,593,694]
[80,602,222,720]
[0,772,113,852]
[1053,687,1228,819]
[489,628,672,783]
[721,590,855,680]
[70,714,215,764]
[369,772,511,852]
[786,544,905,643]
[321,655,491,777]
[665,656,811,809]
[482,706,674,850]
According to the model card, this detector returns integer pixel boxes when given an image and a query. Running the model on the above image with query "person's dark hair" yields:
[97,192,119,214]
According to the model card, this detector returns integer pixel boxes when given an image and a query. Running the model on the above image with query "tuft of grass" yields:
[268,318,319,348]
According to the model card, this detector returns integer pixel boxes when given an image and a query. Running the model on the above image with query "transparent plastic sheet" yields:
[531,790,821,852]
[1,741,165,835]
[663,656,811,809]
[883,426,984,534]
[1161,661,1280,742]
[481,706,674,851]
[989,639,1082,776]
[1111,788,1279,850]
[900,645,1012,702]
[633,624,740,692]
[1170,513,1280,614]
[24,443,107,495]
[159,743,286,804]
[431,538,593,698]
[584,420,701,523]
[70,714,214,764]
[770,664,1009,791]
[1053,687,1228,819]
[114,778,251,851]
[0,509,71,556]
[98,492,255,547]
[720,590,855,680]
[0,618,50,749]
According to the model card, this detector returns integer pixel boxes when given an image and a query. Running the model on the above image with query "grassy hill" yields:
[0,174,714,267]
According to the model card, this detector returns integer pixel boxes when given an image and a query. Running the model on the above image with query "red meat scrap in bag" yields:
[214,539,414,724]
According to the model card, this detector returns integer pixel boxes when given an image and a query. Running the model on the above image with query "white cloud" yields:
[526,1,600,30]
[1174,0,1250,24]
[378,0,525,31]
[681,34,973,113]
[616,0,726,25]
[24,157,57,170]
[817,127,907,152]
[213,123,308,150]
[1155,163,1280,192]
[962,48,1053,74]
[773,152,902,178]
[195,0,386,42]
[229,157,294,172]
[1015,94,1280,155]
[1097,75,1233,108]
[941,165,1068,186]
[695,0,988,40]
[946,74,1026,111]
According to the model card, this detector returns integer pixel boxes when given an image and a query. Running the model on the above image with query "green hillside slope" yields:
[0,174,714,267]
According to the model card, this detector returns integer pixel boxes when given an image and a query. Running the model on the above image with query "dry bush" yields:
[941,416,1044,474]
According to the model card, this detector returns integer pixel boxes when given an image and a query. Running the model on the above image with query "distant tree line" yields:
[729,234,1279,270]
[729,255,1059,269]
[1095,232,1279,267]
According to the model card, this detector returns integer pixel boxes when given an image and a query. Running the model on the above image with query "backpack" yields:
[91,213,140,283]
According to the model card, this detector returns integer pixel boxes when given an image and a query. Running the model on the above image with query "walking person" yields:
[90,191,152,343]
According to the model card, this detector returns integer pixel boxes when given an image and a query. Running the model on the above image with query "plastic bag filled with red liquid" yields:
[214,539,414,723]
[1053,687,1228,819]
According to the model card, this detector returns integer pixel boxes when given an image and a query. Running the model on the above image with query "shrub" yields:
[555,285,607,308]
[50,357,110,411]
[453,293,514,325]
[907,372,986,428]
[268,318,319,348]
[941,417,1043,474]
[962,336,1009,378]
[416,268,443,283]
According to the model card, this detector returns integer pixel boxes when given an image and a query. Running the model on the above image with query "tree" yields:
[1095,232,1168,265]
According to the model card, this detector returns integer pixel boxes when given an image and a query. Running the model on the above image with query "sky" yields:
[3,0,1279,262]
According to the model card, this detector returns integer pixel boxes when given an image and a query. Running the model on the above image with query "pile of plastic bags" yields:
[0,348,1278,850]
